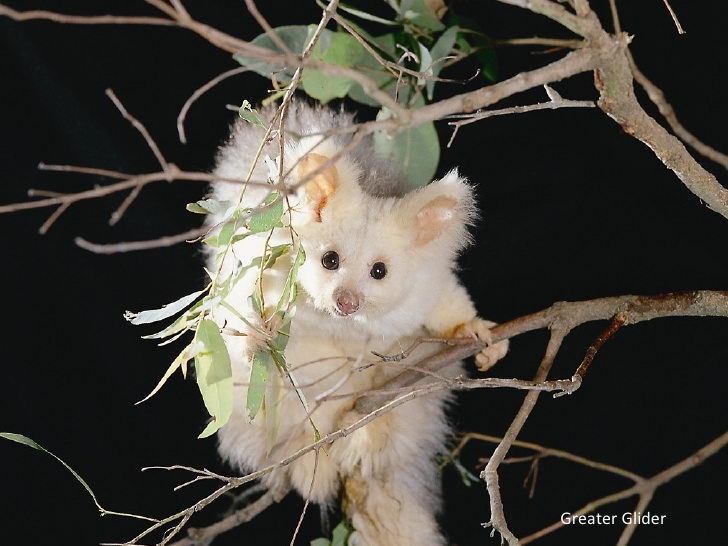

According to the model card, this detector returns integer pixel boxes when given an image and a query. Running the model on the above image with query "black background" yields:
[1,1,727,545]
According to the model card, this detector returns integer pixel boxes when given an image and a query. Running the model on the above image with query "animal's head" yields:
[290,140,476,335]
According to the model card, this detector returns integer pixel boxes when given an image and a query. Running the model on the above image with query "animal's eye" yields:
[370,262,387,280]
[321,251,340,270]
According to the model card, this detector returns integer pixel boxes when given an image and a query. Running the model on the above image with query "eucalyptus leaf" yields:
[426,26,458,99]
[346,36,395,107]
[270,349,320,441]
[247,349,273,421]
[136,341,201,404]
[275,245,306,314]
[416,41,433,88]
[233,25,311,81]
[186,198,233,216]
[248,192,284,233]
[264,366,282,455]
[302,31,365,104]
[204,210,247,247]
[124,289,207,325]
[249,290,264,317]
[310,540,331,546]
[373,97,439,187]
[331,520,354,546]
[0,433,154,521]
[195,320,233,438]
[271,314,292,353]
[0,433,98,506]
[239,100,266,128]
[142,300,203,340]
[232,243,291,288]
[337,2,398,26]
[400,0,445,31]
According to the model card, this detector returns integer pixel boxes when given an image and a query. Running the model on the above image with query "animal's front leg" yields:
[453,317,510,372]
[425,275,509,373]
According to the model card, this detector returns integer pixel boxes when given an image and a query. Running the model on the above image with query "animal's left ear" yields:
[294,152,341,222]
[404,169,476,247]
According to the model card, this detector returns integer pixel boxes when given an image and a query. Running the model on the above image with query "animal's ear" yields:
[294,152,340,222]
[406,169,476,247]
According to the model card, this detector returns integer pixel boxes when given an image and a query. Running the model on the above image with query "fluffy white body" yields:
[207,102,508,545]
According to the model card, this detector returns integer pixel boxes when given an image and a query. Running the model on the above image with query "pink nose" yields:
[334,287,360,315]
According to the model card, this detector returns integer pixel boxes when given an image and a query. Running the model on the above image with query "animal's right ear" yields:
[294,152,341,222]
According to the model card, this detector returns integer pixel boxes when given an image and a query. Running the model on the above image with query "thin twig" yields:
[481,329,566,545]
[38,202,70,234]
[244,0,292,55]
[167,488,287,546]
[661,0,685,34]
[629,57,728,170]
[0,168,270,216]
[75,226,207,254]
[495,36,583,48]
[608,0,622,34]
[105,89,168,171]
[289,449,319,546]
[104,88,169,225]
[0,5,175,26]
[177,66,248,144]
[451,432,643,483]
[447,85,595,147]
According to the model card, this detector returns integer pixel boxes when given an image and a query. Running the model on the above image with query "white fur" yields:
[206,102,508,545]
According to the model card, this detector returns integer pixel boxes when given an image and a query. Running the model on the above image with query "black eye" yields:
[370,262,387,280]
[321,251,339,270]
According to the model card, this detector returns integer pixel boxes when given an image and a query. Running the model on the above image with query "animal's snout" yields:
[334,287,360,316]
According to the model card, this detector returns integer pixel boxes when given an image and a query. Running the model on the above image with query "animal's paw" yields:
[454,318,509,372]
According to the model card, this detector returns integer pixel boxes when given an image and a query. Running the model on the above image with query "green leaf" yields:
[275,245,306,314]
[136,341,200,404]
[238,100,266,128]
[247,349,273,421]
[427,26,458,99]
[337,2,398,26]
[302,70,353,104]
[204,209,248,247]
[0,433,155,521]
[302,31,365,104]
[373,97,439,187]
[194,320,233,438]
[345,32,396,107]
[186,199,232,216]
[331,520,354,546]
[249,290,264,317]
[248,192,284,233]
[317,30,365,67]
[416,41,433,88]
[124,288,207,325]
[271,314,292,353]
[400,0,445,31]
[452,457,480,487]
[270,349,320,440]
[264,363,282,454]
[142,300,202,341]
[233,25,311,81]
[310,540,331,546]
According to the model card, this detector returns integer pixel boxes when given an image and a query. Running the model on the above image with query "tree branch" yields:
[75,226,207,254]
[167,487,288,546]
[629,57,728,170]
